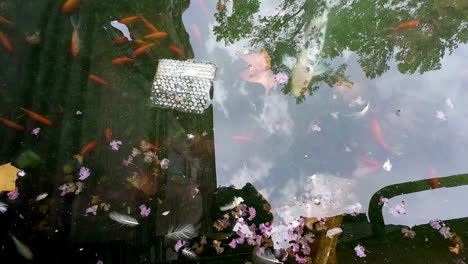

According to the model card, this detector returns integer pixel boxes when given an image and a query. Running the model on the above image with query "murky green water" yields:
[0,0,467,263]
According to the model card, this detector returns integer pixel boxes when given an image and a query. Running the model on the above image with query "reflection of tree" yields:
[213,0,468,100]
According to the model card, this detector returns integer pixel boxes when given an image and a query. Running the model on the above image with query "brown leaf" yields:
[305,217,319,230]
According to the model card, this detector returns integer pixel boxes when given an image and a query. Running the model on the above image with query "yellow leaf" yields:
[0,163,20,192]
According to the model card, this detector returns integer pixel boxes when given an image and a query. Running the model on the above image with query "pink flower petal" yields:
[7,188,19,200]
[228,239,237,249]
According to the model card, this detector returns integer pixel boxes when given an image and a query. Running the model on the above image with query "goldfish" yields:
[0,16,14,26]
[105,128,112,141]
[428,167,440,189]
[143,32,168,40]
[191,24,202,44]
[139,16,159,33]
[387,20,420,33]
[232,136,254,142]
[356,153,380,167]
[70,28,79,56]
[134,39,149,47]
[80,141,98,156]
[371,118,392,152]
[19,107,53,126]
[112,57,135,65]
[0,117,25,131]
[196,0,210,16]
[61,0,80,13]
[114,35,129,46]
[168,45,186,57]
[88,74,111,87]
[133,43,156,56]
[0,31,13,53]
[142,141,162,151]
[70,14,80,56]
[396,20,420,30]
[118,16,140,25]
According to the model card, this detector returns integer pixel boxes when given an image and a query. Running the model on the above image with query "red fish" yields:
[88,74,111,87]
[0,117,25,131]
[139,16,159,33]
[396,20,420,30]
[19,107,53,126]
[0,16,14,26]
[112,57,135,65]
[168,45,186,57]
[105,128,112,141]
[191,24,202,44]
[143,32,168,40]
[0,31,13,53]
[356,153,380,166]
[232,136,254,142]
[142,141,162,151]
[114,35,129,46]
[61,0,80,13]
[118,16,139,25]
[428,167,440,189]
[371,118,392,152]
[196,0,210,16]
[133,43,156,56]
[70,27,79,56]
[80,141,98,156]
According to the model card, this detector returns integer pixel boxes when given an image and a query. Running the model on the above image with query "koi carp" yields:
[19,107,53,126]
[133,43,155,56]
[0,117,25,131]
[0,31,13,53]
[80,141,98,156]
[88,74,111,87]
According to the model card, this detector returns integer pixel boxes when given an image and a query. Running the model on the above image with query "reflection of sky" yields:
[183,1,468,228]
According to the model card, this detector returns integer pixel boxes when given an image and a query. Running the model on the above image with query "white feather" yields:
[0,202,7,213]
[220,196,244,211]
[10,234,33,260]
[253,247,282,264]
[109,212,139,226]
[181,248,198,260]
[165,224,198,241]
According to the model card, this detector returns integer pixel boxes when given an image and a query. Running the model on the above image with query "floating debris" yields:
[10,234,33,260]
[389,201,406,216]
[446,98,455,110]
[401,227,416,239]
[78,167,91,181]
[439,226,454,239]
[139,204,151,217]
[109,212,139,226]
[0,163,21,192]
[436,111,447,121]
[330,112,339,120]
[162,211,170,216]
[7,187,20,200]
[17,170,26,177]
[382,159,392,171]
[429,220,442,230]
[166,224,198,241]
[220,196,244,211]
[378,196,389,205]
[35,193,48,201]
[31,128,40,136]
[326,227,343,238]
[354,244,366,258]
[109,140,122,151]
[160,158,170,169]
[85,205,98,216]
[0,202,7,213]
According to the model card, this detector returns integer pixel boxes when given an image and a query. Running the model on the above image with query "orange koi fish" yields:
[112,57,135,65]
[139,16,159,33]
[133,43,156,56]
[0,16,14,26]
[70,27,79,56]
[196,0,210,16]
[168,45,186,57]
[371,118,392,152]
[114,35,129,46]
[134,39,149,47]
[105,128,112,141]
[0,31,13,53]
[143,141,162,151]
[61,0,80,13]
[143,32,168,40]
[356,153,380,167]
[232,136,254,142]
[0,117,25,131]
[88,74,111,87]
[19,107,53,126]
[80,141,98,156]
[428,167,440,189]
[191,24,202,44]
[118,16,140,25]
[396,20,420,30]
